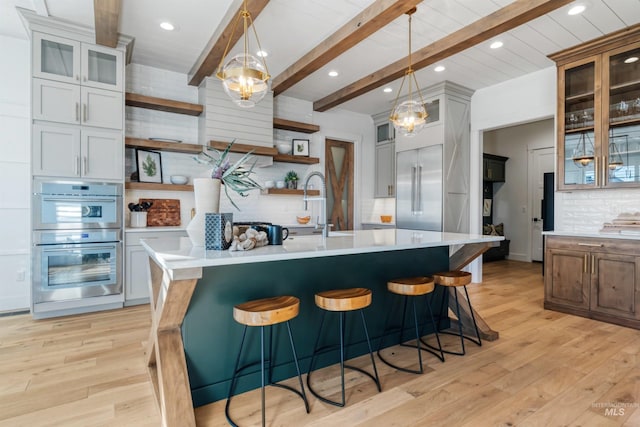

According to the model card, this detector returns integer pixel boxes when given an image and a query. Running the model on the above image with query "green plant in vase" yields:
[285,170,299,189]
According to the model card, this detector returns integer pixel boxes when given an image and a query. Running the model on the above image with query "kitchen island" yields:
[142,229,503,427]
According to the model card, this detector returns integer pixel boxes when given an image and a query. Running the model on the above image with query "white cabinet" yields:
[33,123,123,180]
[33,78,123,129]
[33,32,123,91]
[125,230,187,305]
[375,142,395,197]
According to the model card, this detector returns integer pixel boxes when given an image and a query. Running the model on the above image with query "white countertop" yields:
[142,228,503,271]
[543,231,640,240]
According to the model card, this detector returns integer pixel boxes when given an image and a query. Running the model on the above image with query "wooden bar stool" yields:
[377,276,445,374]
[226,295,309,427]
[427,271,482,356]
[306,288,381,407]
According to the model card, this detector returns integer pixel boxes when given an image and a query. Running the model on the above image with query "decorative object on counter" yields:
[215,0,270,108]
[128,201,153,228]
[136,149,163,183]
[276,180,286,189]
[601,212,640,234]
[380,215,393,223]
[187,178,221,246]
[292,139,309,156]
[205,213,233,250]
[296,215,311,224]
[139,199,181,227]
[170,175,189,185]
[389,8,427,137]
[266,224,289,245]
[276,140,292,154]
[571,131,595,167]
[285,170,299,189]
[229,226,269,251]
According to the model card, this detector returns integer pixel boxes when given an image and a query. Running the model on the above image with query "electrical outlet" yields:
[16,269,25,281]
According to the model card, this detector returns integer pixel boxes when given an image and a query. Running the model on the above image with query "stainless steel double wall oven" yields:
[32,179,123,318]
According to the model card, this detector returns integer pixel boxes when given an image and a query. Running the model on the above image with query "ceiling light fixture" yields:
[216,0,270,108]
[490,41,503,49]
[624,56,639,64]
[389,8,427,137]
[434,65,445,72]
[160,22,175,31]
[571,132,595,167]
[567,4,586,15]
[256,50,268,58]
[328,70,339,77]
[383,87,392,93]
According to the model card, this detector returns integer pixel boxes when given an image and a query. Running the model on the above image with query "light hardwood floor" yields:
[1,260,639,426]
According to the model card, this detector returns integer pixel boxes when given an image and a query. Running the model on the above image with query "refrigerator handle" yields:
[416,165,423,214]
[411,165,416,214]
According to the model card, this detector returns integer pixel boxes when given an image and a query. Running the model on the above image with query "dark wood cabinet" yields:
[544,235,640,329]
[483,153,507,182]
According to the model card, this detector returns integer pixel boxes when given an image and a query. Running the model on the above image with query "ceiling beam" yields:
[313,0,574,112]
[188,0,270,87]
[272,0,423,96]
[93,0,121,48]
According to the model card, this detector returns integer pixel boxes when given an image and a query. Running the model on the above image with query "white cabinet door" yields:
[81,129,123,180]
[375,142,395,197]
[81,87,123,129]
[81,43,123,92]
[32,123,81,177]
[125,245,150,303]
[32,32,81,85]
[33,78,81,125]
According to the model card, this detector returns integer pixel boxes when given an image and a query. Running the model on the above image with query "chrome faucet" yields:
[303,171,329,238]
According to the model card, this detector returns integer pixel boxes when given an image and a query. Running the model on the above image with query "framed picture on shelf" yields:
[125,148,138,182]
[136,149,163,183]
[292,139,309,156]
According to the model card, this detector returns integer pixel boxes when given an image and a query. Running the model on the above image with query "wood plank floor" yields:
[1,260,639,426]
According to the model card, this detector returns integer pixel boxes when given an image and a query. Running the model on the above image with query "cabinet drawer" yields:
[545,235,640,255]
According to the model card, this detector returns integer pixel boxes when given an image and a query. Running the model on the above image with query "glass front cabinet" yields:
[552,28,640,191]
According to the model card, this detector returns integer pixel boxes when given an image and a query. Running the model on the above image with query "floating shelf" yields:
[125,93,204,116]
[125,137,203,154]
[273,154,320,164]
[273,118,320,133]
[208,140,278,156]
[126,182,194,192]
[262,188,320,196]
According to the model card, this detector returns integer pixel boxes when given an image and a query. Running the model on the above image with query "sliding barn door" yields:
[325,138,354,231]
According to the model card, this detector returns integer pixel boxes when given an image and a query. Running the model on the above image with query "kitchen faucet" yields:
[303,171,330,238]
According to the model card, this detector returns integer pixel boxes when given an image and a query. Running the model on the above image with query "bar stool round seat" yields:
[307,287,381,407]
[377,276,444,374]
[226,295,309,427]
[427,270,481,357]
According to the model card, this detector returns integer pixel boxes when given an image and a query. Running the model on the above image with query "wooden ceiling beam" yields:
[313,0,574,112]
[272,0,423,96]
[93,0,121,48]
[188,0,270,87]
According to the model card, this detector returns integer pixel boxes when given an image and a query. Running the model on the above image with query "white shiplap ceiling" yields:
[4,0,640,116]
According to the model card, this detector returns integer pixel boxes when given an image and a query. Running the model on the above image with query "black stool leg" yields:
[225,325,248,427]
[419,293,445,362]
[360,309,381,391]
[260,326,266,427]
[463,286,482,347]
[339,311,346,406]
[285,320,310,413]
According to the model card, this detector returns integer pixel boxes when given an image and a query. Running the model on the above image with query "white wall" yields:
[484,119,554,261]
[0,35,30,312]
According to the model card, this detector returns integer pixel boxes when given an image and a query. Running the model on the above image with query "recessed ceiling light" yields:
[567,4,586,15]
[383,87,392,93]
[490,41,503,49]
[624,56,639,64]
[434,65,446,72]
[256,50,268,58]
[328,70,339,77]
[160,22,175,31]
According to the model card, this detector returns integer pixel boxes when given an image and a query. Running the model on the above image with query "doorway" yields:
[325,138,354,231]
[529,147,555,261]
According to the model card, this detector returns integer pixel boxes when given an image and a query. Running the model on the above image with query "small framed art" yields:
[292,139,309,156]
[136,149,163,183]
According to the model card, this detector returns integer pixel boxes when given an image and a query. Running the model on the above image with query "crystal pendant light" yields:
[389,8,427,137]
[571,132,595,167]
[216,0,270,108]
[608,132,626,170]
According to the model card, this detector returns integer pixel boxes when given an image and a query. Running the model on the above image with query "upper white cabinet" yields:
[33,32,123,92]
[375,141,395,197]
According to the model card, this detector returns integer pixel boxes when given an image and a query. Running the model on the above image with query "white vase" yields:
[187,178,221,246]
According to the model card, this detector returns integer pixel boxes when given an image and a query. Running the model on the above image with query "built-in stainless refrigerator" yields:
[396,144,443,231]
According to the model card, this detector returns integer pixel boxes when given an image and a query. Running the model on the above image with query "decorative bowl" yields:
[296,216,311,224]
[380,215,393,223]
[264,180,275,189]
[170,175,188,185]
[276,141,292,155]
[276,180,286,189]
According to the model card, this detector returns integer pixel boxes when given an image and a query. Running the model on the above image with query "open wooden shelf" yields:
[125,93,204,116]
[126,182,194,192]
[262,188,320,196]
[273,154,320,164]
[125,137,203,154]
[208,140,278,156]
[273,118,320,133]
